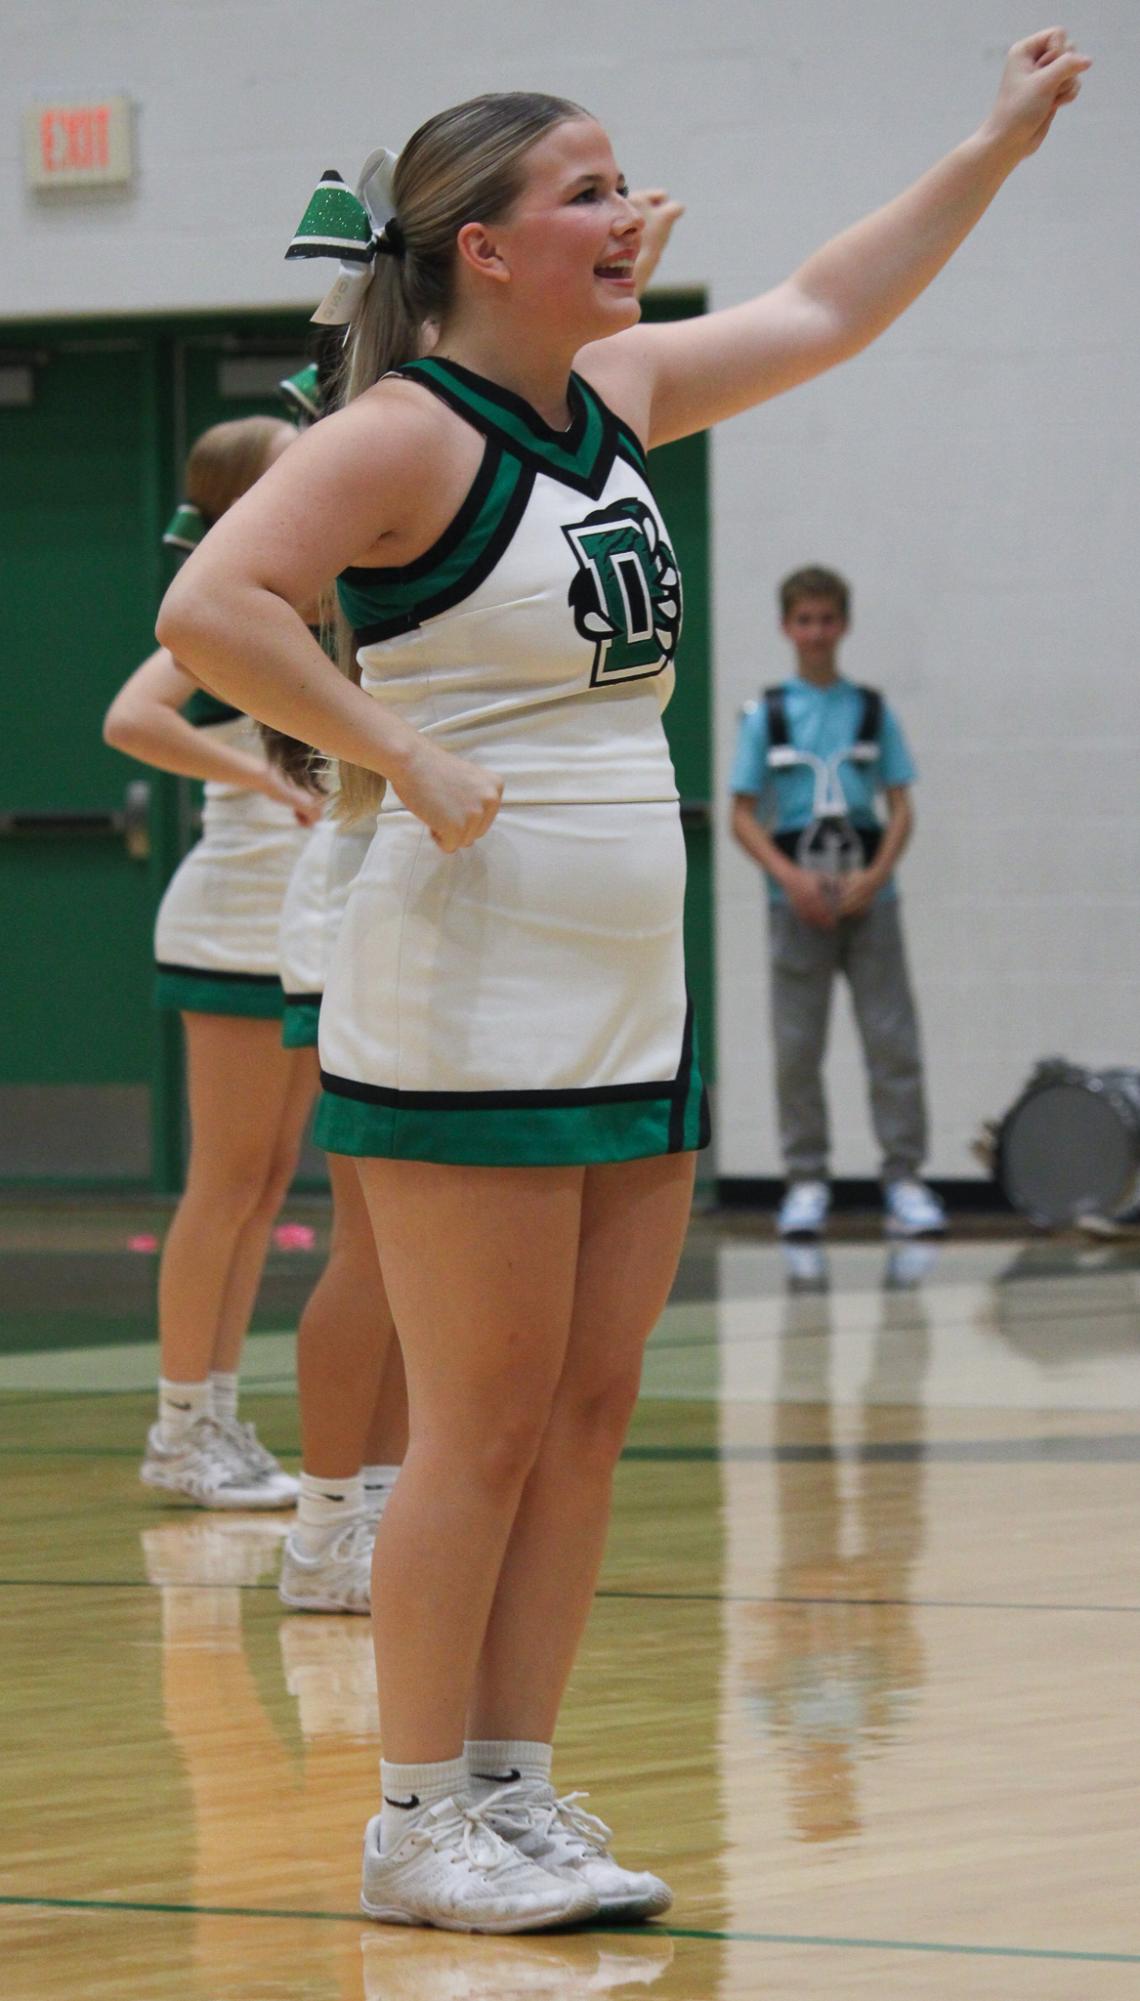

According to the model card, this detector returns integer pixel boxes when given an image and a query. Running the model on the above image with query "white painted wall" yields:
[5,2,1137,1180]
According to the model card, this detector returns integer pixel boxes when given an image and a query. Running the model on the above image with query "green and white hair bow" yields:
[286,149,401,326]
[278,361,323,423]
[163,503,205,551]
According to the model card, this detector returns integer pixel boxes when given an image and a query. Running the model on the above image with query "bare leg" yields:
[209,1048,318,1375]
[469,1150,696,1742]
[297,1151,401,1479]
[364,1337,409,1470]
[157,1016,314,1385]
[356,1160,585,1762]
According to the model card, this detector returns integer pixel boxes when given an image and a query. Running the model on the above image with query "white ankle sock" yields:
[157,1378,210,1446]
[209,1370,239,1423]
[361,1463,399,1512]
[297,1471,364,1552]
[380,1754,468,1851]
[466,1739,553,1799]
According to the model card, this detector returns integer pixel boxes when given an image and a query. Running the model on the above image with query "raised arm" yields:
[155,384,504,852]
[629,29,1090,446]
[104,646,321,820]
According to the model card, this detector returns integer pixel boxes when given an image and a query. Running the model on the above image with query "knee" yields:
[183,1149,273,1227]
[255,1139,303,1220]
[549,1363,643,1469]
[444,1393,555,1501]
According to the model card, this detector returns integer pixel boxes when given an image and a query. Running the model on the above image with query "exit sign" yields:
[25,96,134,189]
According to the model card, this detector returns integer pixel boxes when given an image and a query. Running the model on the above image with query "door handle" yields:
[0,780,151,859]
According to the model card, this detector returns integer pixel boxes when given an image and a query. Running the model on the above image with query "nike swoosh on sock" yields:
[383,1793,421,1809]
[471,1768,522,1783]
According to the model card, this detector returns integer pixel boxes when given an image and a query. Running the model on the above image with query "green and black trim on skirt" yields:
[282,992,322,1048]
[314,1000,711,1166]
[155,963,286,1019]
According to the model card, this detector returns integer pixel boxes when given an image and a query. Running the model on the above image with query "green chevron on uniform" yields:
[338,449,528,634]
[407,358,610,480]
[287,173,374,262]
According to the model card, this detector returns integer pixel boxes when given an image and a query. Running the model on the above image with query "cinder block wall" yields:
[5,1,1135,1179]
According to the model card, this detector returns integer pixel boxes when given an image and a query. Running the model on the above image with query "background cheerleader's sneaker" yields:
[140,1414,296,1509]
[212,1414,300,1502]
[278,1512,375,1616]
[360,1795,598,1934]
[481,1779,672,1922]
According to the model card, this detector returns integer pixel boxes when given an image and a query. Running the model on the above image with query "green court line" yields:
[2,1436,1137,1466]
[0,1895,1136,1963]
[0,1577,1137,1616]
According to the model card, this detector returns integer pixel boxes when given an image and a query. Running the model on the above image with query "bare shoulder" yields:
[260,372,484,570]
[574,326,658,447]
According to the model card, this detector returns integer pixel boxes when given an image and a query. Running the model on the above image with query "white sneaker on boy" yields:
[360,1795,599,1933]
[776,1179,831,1239]
[481,1778,673,1922]
[883,1178,948,1238]
[279,1512,374,1614]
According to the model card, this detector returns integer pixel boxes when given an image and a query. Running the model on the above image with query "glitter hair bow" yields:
[286,150,402,326]
[278,362,323,424]
[163,503,206,552]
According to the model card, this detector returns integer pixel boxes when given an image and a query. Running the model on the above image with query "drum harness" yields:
[759,683,885,875]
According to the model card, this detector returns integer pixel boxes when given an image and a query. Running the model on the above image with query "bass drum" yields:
[996,1060,1140,1226]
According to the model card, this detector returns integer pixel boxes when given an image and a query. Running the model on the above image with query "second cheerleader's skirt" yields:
[278,814,377,1048]
[315,799,710,1167]
[154,812,310,1019]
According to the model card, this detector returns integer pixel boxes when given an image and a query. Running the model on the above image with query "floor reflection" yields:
[361,1929,676,1999]
[142,1516,372,2000]
[741,1248,933,1843]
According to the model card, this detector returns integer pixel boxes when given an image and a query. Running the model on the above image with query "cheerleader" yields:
[158,36,1086,1927]
[105,416,322,1509]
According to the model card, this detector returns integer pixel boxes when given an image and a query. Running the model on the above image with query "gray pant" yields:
[768,898,928,1184]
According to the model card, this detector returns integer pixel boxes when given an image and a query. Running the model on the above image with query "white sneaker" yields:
[213,1415,299,1503]
[776,1179,830,1239]
[482,1779,672,1922]
[279,1512,374,1614]
[140,1415,296,1510]
[360,1795,599,1934]
[883,1178,948,1238]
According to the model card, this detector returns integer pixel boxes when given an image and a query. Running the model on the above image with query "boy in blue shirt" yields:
[730,566,946,1239]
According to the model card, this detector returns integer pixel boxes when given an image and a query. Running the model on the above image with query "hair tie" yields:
[286,148,400,326]
[378,216,406,259]
[163,502,206,552]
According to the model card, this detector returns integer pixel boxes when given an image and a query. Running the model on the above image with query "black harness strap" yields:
[761,683,882,752]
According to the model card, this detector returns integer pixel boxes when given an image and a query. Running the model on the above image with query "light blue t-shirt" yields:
[730,675,917,904]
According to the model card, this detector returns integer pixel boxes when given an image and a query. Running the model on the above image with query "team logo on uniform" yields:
[563,499,682,686]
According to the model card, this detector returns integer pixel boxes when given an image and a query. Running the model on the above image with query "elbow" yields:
[155,570,211,662]
[103,703,136,755]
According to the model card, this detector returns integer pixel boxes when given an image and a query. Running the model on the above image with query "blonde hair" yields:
[184,416,292,525]
[333,91,588,818]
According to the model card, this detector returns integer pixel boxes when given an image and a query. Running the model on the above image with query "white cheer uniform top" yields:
[337,356,682,808]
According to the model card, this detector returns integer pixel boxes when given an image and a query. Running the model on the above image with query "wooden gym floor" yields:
[1,1201,1138,1998]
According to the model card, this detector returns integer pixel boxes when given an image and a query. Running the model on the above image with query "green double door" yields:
[0,308,712,1191]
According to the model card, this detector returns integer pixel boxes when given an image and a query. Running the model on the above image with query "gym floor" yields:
[2,1198,1138,1997]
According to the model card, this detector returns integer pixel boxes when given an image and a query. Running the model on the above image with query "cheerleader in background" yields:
[105,415,322,1509]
